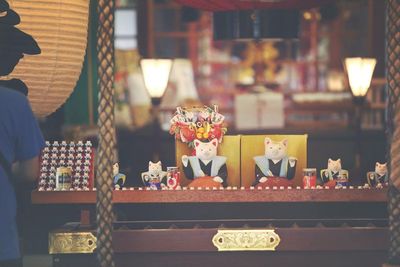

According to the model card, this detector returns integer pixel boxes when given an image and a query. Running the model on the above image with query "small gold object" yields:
[212,229,280,251]
[49,232,97,254]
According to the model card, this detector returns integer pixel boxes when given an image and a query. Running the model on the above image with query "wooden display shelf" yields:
[49,227,388,254]
[31,188,387,204]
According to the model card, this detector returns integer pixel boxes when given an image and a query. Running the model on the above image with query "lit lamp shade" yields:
[5,0,90,117]
[140,59,173,99]
[344,57,377,97]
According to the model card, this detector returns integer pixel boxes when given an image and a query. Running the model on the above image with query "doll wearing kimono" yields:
[182,138,227,187]
[253,138,297,186]
[367,162,387,187]
[319,158,348,185]
[113,163,126,189]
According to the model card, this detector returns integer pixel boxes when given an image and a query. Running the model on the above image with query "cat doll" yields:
[182,138,227,187]
[113,162,126,189]
[141,161,167,189]
[319,158,349,187]
[367,162,387,188]
[253,138,297,186]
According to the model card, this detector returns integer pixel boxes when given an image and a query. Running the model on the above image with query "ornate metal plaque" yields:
[212,229,280,251]
[49,232,97,254]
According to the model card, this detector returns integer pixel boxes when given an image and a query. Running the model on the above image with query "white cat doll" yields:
[141,161,167,189]
[181,138,227,186]
[320,158,349,185]
[367,162,387,188]
[253,138,297,185]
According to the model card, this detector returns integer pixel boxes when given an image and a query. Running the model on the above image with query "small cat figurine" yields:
[319,158,349,185]
[141,161,167,189]
[367,162,387,188]
[182,138,227,186]
[253,138,297,185]
[113,162,126,189]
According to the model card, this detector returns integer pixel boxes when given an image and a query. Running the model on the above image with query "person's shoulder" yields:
[0,86,29,106]
[0,86,27,99]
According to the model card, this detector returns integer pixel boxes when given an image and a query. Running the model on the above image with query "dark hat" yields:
[0,0,20,25]
[0,0,40,55]
[0,25,41,55]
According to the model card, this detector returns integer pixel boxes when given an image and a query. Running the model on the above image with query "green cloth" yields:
[64,0,99,126]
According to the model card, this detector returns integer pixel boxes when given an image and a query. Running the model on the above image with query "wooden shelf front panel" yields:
[32,188,387,204]
[49,227,388,253]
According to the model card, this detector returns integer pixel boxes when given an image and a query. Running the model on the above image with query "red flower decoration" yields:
[209,125,222,142]
[180,126,196,143]
[169,105,227,147]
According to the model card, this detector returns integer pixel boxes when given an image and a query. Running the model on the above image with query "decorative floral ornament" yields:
[169,105,227,148]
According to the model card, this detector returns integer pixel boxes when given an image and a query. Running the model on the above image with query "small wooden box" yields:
[175,135,241,187]
[241,135,308,187]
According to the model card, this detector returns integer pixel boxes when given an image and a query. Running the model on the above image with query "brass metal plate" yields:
[49,232,97,254]
[212,229,281,251]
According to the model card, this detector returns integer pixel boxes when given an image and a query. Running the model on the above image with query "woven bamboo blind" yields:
[5,0,89,117]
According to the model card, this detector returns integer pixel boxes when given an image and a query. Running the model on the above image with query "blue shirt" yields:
[0,87,44,261]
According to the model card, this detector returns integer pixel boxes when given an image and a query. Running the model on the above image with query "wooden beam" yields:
[32,188,388,204]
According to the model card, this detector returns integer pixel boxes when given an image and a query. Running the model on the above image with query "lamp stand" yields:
[352,96,366,185]
[151,96,162,107]
[151,97,162,162]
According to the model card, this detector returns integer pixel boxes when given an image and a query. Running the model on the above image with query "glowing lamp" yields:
[140,59,172,102]
[345,57,377,97]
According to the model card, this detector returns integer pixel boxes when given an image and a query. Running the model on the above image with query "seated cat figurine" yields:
[113,163,126,189]
[319,158,349,187]
[367,162,387,188]
[141,161,167,190]
[182,138,227,187]
[253,138,297,186]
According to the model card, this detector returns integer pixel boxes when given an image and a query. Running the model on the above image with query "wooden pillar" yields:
[96,0,116,266]
[386,0,400,266]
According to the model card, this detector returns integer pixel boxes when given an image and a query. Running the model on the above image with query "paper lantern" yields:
[5,0,89,117]
[344,57,377,97]
[140,59,173,99]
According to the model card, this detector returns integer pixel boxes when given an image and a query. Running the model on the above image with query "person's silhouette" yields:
[0,0,41,95]
[0,1,44,266]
